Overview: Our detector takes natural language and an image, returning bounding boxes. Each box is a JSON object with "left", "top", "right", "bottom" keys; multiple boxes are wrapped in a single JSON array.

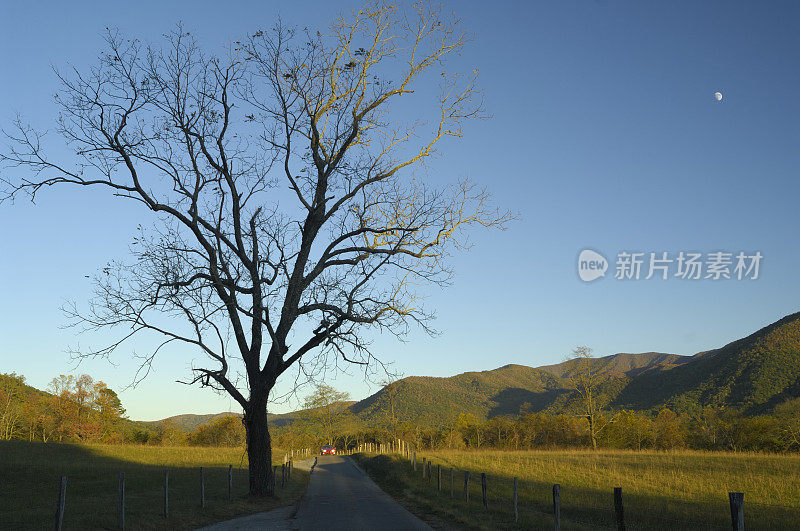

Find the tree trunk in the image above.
[{"left": 244, "top": 397, "right": 274, "bottom": 497}]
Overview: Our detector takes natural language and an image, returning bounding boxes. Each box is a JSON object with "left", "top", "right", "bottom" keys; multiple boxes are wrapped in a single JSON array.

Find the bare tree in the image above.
[
  {"left": 378, "top": 375, "right": 404, "bottom": 436},
  {"left": 1, "top": 2, "right": 510, "bottom": 495},
  {"left": 566, "top": 346, "right": 609, "bottom": 450}
]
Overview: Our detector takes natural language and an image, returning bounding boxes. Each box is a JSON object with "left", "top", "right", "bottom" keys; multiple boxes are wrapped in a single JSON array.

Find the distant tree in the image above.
[
  {"left": 775, "top": 398, "right": 800, "bottom": 450},
  {"left": 0, "top": 373, "right": 27, "bottom": 440},
  {"left": 486, "top": 416, "right": 514, "bottom": 448},
  {"left": 565, "top": 346, "right": 609, "bottom": 450},
  {"left": 43, "top": 374, "right": 126, "bottom": 442},
  {"left": 191, "top": 415, "right": 246, "bottom": 446},
  {"left": 300, "top": 384, "right": 350, "bottom": 446},
  {"left": 603, "top": 410, "right": 653, "bottom": 450},
  {"left": 95, "top": 386, "right": 126, "bottom": 423},
  {"left": 1, "top": 1, "right": 509, "bottom": 495},
  {"left": 689, "top": 405, "right": 729, "bottom": 449},
  {"left": 377, "top": 375, "right": 404, "bottom": 438},
  {"left": 47, "top": 375, "right": 80, "bottom": 442},
  {"left": 457, "top": 413, "right": 483, "bottom": 448},
  {"left": 150, "top": 419, "right": 187, "bottom": 446},
  {"left": 653, "top": 408, "right": 685, "bottom": 449},
  {"left": 443, "top": 422, "right": 467, "bottom": 449},
  {"left": 336, "top": 411, "right": 362, "bottom": 451}
]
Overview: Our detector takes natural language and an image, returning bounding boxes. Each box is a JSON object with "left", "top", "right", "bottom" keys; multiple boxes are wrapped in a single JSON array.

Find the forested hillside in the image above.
[
  {"left": 349, "top": 312, "right": 800, "bottom": 425},
  {"left": 614, "top": 311, "right": 800, "bottom": 413},
  {"left": 5, "top": 312, "right": 800, "bottom": 452}
]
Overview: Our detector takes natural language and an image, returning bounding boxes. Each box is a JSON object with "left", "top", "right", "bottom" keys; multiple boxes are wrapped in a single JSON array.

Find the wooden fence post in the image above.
[
  {"left": 614, "top": 487, "right": 625, "bottom": 531},
  {"left": 427, "top": 461, "right": 432, "bottom": 483},
  {"left": 200, "top": 467, "right": 206, "bottom": 508},
  {"left": 422, "top": 457, "right": 426, "bottom": 478},
  {"left": 450, "top": 468, "right": 454, "bottom": 498},
  {"left": 55, "top": 476, "right": 67, "bottom": 531},
  {"left": 481, "top": 473, "right": 488, "bottom": 509},
  {"left": 464, "top": 471, "right": 470, "bottom": 502},
  {"left": 437, "top": 465, "right": 441, "bottom": 491},
  {"left": 163, "top": 470, "right": 169, "bottom": 518},
  {"left": 513, "top": 477, "right": 518, "bottom": 523},
  {"left": 412, "top": 451, "right": 416, "bottom": 470},
  {"left": 281, "top": 464, "right": 286, "bottom": 488},
  {"left": 272, "top": 466, "right": 278, "bottom": 492},
  {"left": 118, "top": 472, "right": 125, "bottom": 530},
  {"left": 729, "top": 492, "right": 744, "bottom": 531},
  {"left": 228, "top": 465, "right": 233, "bottom": 500},
  {"left": 553, "top": 484, "right": 560, "bottom": 531}
]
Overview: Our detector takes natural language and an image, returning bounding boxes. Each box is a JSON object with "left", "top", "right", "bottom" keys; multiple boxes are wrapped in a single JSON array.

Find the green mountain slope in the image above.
[
  {"left": 145, "top": 401, "right": 357, "bottom": 431},
  {"left": 614, "top": 311, "right": 800, "bottom": 413},
  {"left": 351, "top": 364, "right": 566, "bottom": 426},
  {"left": 350, "top": 351, "right": 697, "bottom": 426},
  {"left": 143, "top": 412, "right": 242, "bottom": 431},
  {"left": 539, "top": 352, "right": 690, "bottom": 379},
  {"left": 133, "top": 311, "right": 800, "bottom": 427},
  {"left": 349, "top": 312, "right": 800, "bottom": 424}
]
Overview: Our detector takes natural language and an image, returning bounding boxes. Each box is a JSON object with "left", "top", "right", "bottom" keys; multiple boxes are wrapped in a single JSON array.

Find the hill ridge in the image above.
[{"left": 113, "top": 311, "right": 800, "bottom": 428}]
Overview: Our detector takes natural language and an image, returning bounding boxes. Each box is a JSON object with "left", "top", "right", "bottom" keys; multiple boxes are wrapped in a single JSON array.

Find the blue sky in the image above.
[{"left": 1, "top": 1, "right": 799, "bottom": 420}]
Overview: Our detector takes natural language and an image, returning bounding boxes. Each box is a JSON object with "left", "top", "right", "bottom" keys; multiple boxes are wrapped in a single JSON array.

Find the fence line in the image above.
[
  {"left": 350, "top": 442, "right": 763, "bottom": 530},
  {"left": 23, "top": 461, "right": 300, "bottom": 530}
]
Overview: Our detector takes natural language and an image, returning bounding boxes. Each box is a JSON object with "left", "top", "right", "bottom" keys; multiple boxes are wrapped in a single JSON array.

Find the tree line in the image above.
[
  {"left": 4, "top": 373, "right": 800, "bottom": 453},
  {"left": 0, "top": 373, "right": 126, "bottom": 442},
  {"left": 269, "top": 403, "right": 800, "bottom": 453},
  {"left": 270, "top": 379, "right": 800, "bottom": 453},
  {"left": 0, "top": 371, "right": 250, "bottom": 446}
]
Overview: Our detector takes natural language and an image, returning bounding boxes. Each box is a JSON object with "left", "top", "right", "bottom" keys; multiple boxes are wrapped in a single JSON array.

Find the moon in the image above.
[{"left": 714, "top": 91, "right": 723, "bottom": 102}]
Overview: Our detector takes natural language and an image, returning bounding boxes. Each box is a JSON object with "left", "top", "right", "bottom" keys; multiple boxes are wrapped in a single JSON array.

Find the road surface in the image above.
[{"left": 200, "top": 455, "right": 431, "bottom": 530}]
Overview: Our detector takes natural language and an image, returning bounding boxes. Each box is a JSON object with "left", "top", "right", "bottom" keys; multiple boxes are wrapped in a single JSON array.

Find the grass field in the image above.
[
  {"left": 0, "top": 441, "right": 308, "bottom": 530},
  {"left": 353, "top": 449, "right": 800, "bottom": 530}
]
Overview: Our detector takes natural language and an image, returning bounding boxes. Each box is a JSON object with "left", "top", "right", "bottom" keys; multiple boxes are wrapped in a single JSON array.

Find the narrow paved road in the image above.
[
  {"left": 199, "top": 455, "right": 431, "bottom": 531},
  {"left": 293, "top": 455, "right": 431, "bottom": 530}
]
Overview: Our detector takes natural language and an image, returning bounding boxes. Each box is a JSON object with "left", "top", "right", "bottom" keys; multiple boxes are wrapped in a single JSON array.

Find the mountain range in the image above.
[
  {"left": 12, "top": 311, "right": 800, "bottom": 431},
  {"left": 316, "top": 311, "right": 800, "bottom": 427}
]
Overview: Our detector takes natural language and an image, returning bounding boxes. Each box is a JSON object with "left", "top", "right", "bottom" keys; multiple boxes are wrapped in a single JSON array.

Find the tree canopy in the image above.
[{"left": 1, "top": 2, "right": 509, "bottom": 495}]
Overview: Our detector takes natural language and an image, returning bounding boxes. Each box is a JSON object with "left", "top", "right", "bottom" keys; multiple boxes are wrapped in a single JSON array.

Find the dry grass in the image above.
[
  {"left": 355, "top": 449, "right": 800, "bottom": 530},
  {"left": 0, "top": 441, "right": 308, "bottom": 530}
]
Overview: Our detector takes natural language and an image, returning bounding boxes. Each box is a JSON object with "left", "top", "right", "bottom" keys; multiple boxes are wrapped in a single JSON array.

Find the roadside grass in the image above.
[
  {"left": 353, "top": 449, "right": 800, "bottom": 530},
  {"left": 0, "top": 440, "right": 308, "bottom": 530}
]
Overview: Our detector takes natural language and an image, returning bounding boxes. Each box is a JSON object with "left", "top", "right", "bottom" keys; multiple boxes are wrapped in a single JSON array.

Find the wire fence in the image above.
[
  {"left": 0, "top": 459, "right": 298, "bottom": 530},
  {"left": 355, "top": 442, "right": 800, "bottom": 530}
]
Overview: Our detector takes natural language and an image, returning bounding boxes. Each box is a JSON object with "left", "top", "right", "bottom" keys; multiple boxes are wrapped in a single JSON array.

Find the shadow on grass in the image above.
[
  {"left": 0, "top": 440, "right": 308, "bottom": 531},
  {"left": 352, "top": 452, "right": 798, "bottom": 531}
]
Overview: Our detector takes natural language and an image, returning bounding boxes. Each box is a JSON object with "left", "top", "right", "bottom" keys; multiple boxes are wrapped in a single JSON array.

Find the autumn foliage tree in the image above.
[
  {"left": 190, "top": 415, "right": 245, "bottom": 446},
  {"left": 0, "top": 373, "right": 26, "bottom": 440},
  {"left": 1, "top": 2, "right": 508, "bottom": 496},
  {"left": 300, "top": 384, "right": 351, "bottom": 446},
  {"left": 46, "top": 374, "right": 126, "bottom": 441},
  {"left": 0, "top": 372, "right": 126, "bottom": 442}
]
